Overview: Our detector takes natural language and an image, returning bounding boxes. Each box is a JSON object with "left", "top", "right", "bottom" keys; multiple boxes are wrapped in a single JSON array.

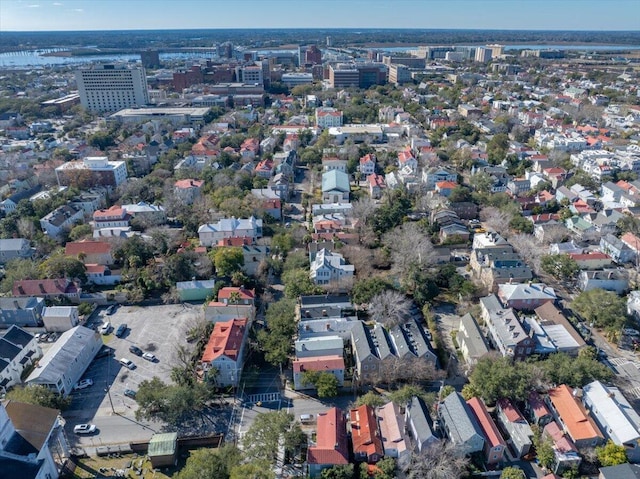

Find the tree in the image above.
[
  {"left": 87, "top": 131, "right": 115, "bottom": 150},
  {"left": 500, "top": 466, "right": 525, "bottom": 479},
  {"left": 351, "top": 277, "right": 393, "bottom": 305},
  {"left": 509, "top": 214, "right": 534, "bottom": 234},
  {"left": 355, "top": 391, "right": 387, "bottom": 408},
  {"left": 230, "top": 462, "right": 275, "bottom": 479},
  {"left": 368, "top": 290, "right": 412, "bottom": 329},
  {"left": 242, "top": 411, "right": 294, "bottom": 464},
  {"left": 213, "top": 247, "right": 245, "bottom": 277},
  {"left": 384, "top": 222, "right": 436, "bottom": 282},
  {"left": 0, "top": 259, "right": 41, "bottom": 293},
  {"left": 487, "top": 132, "right": 509, "bottom": 163},
  {"left": 448, "top": 186, "right": 472, "bottom": 203},
  {"left": 40, "top": 253, "right": 87, "bottom": 283},
  {"left": 596, "top": 440, "right": 629, "bottom": 467},
  {"left": 480, "top": 206, "right": 513, "bottom": 237},
  {"left": 540, "top": 352, "right": 612, "bottom": 388},
  {"left": 68, "top": 224, "right": 93, "bottom": 241},
  {"left": 540, "top": 254, "right": 579, "bottom": 280},
  {"left": 6, "top": 385, "right": 71, "bottom": 410},
  {"left": 257, "top": 298, "right": 297, "bottom": 366},
  {"left": 271, "top": 233, "right": 294, "bottom": 256},
  {"left": 407, "top": 441, "right": 469, "bottom": 479},
  {"left": 282, "top": 268, "right": 320, "bottom": 298},
  {"left": 535, "top": 437, "right": 556, "bottom": 470},
  {"left": 572, "top": 289, "right": 627, "bottom": 330},
  {"left": 176, "top": 445, "right": 242, "bottom": 479},
  {"left": 468, "top": 355, "right": 542, "bottom": 404},
  {"left": 321, "top": 464, "right": 354, "bottom": 479},
  {"left": 388, "top": 385, "right": 435, "bottom": 407},
  {"left": 301, "top": 371, "right": 339, "bottom": 398}
]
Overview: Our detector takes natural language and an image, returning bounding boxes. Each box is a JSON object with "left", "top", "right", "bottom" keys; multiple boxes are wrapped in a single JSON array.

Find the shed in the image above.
[{"left": 148, "top": 432, "right": 178, "bottom": 467}]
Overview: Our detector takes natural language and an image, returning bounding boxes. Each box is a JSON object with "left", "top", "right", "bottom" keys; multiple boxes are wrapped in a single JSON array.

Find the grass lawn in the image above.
[{"left": 66, "top": 455, "right": 175, "bottom": 479}]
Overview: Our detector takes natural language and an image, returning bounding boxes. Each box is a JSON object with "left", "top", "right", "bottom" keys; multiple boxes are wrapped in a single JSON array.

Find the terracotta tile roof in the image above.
[
  {"left": 307, "top": 407, "right": 349, "bottom": 466},
  {"left": 293, "top": 355, "right": 345, "bottom": 374},
  {"left": 547, "top": 385, "right": 603, "bottom": 442},
  {"left": 367, "top": 174, "right": 386, "bottom": 188},
  {"left": 217, "top": 287, "right": 255, "bottom": 302},
  {"left": 201, "top": 318, "right": 247, "bottom": 363},
  {"left": 360, "top": 154, "right": 375, "bottom": 164},
  {"left": 350, "top": 404, "right": 383, "bottom": 459},
  {"left": 93, "top": 205, "right": 127, "bottom": 220},
  {"left": 467, "top": 397, "right": 506, "bottom": 448},
  {"left": 65, "top": 240, "right": 111, "bottom": 256}
]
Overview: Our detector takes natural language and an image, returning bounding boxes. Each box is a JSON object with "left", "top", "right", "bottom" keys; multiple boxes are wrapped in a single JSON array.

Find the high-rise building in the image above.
[
  {"left": 474, "top": 47, "right": 493, "bottom": 63},
  {"left": 329, "top": 64, "right": 359, "bottom": 88},
  {"left": 75, "top": 64, "right": 149, "bottom": 112},
  {"left": 388, "top": 64, "right": 411, "bottom": 85},
  {"left": 235, "top": 64, "right": 264, "bottom": 86},
  {"left": 140, "top": 49, "right": 160, "bottom": 69},
  {"left": 305, "top": 45, "right": 322, "bottom": 66},
  {"left": 326, "top": 36, "right": 333, "bottom": 47},
  {"left": 488, "top": 44, "right": 505, "bottom": 57}
]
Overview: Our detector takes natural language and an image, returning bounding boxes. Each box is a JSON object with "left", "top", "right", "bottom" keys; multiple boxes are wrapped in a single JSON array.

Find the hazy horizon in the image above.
[{"left": 1, "top": 0, "right": 639, "bottom": 32}]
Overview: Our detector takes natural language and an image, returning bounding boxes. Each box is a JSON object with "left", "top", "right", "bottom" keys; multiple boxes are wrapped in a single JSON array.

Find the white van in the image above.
[
  {"left": 300, "top": 414, "right": 313, "bottom": 424},
  {"left": 99, "top": 322, "right": 111, "bottom": 335}
]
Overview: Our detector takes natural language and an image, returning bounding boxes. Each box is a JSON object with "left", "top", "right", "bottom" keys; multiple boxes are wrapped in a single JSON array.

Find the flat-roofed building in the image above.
[
  {"left": 76, "top": 63, "right": 149, "bottom": 112},
  {"left": 108, "top": 107, "right": 210, "bottom": 127},
  {"left": 56, "top": 156, "right": 127, "bottom": 188}
]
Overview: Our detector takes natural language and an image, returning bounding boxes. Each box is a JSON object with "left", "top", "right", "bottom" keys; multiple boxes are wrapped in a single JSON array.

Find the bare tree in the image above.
[
  {"left": 480, "top": 206, "right": 512, "bottom": 237},
  {"left": 384, "top": 222, "right": 436, "bottom": 276},
  {"left": 351, "top": 197, "right": 378, "bottom": 244},
  {"left": 368, "top": 357, "right": 444, "bottom": 388},
  {"left": 508, "top": 233, "right": 542, "bottom": 274},
  {"left": 368, "top": 290, "right": 412, "bottom": 329},
  {"left": 407, "top": 441, "right": 469, "bottom": 479}
]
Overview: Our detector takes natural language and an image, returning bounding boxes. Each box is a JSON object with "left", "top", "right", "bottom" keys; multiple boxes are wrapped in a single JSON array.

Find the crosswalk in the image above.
[
  {"left": 608, "top": 357, "right": 632, "bottom": 367},
  {"left": 625, "top": 387, "right": 640, "bottom": 400}
]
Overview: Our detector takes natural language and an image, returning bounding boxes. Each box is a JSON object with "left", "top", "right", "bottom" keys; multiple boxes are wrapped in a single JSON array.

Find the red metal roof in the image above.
[
  {"left": 350, "top": 404, "right": 383, "bottom": 460},
  {"left": 65, "top": 240, "right": 111, "bottom": 256},
  {"left": 467, "top": 397, "right": 506, "bottom": 448},
  {"left": 201, "top": 318, "right": 247, "bottom": 363},
  {"left": 174, "top": 179, "right": 204, "bottom": 189},
  {"left": 217, "top": 287, "right": 255, "bottom": 302},
  {"left": 497, "top": 398, "right": 525, "bottom": 423},
  {"left": 13, "top": 279, "right": 77, "bottom": 296},
  {"left": 293, "top": 355, "right": 345, "bottom": 374}
]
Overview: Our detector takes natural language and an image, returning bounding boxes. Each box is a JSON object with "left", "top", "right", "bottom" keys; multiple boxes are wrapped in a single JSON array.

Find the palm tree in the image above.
[{"left": 229, "top": 290, "right": 242, "bottom": 319}]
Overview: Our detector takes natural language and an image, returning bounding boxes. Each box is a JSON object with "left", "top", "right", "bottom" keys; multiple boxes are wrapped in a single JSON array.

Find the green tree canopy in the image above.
[
  {"left": 229, "top": 461, "right": 275, "bottom": 479},
  {"left": 320, "top": 464, "right": 354, "bottom": 479},
  {"left": 176, "top": 445, "right": 242, "bottom": 479},
  {"left": 500, "top": 466, "right": 525, "bottom": 479},
  {"left": 257, "top": 298, "right": 297, "bottom": 366},
  {"left": 540, "top": 352, "right": 612, "bottom": 388},
  {"left": 468, "top": 355, "right": 540, "bottom": 404},
  {"left": 6, "top": 385, "right": 70, "bottom": 410},
  {"left": 540, "top": 254, "right": 580, "bottom": 280},
  {"left": 572, "top": 288, "right": 627, "bottom": 330},
  {"left": 242, "top": 411, "right": 294, "bottom": 464},
  {"left": 282, "top": 268, "right": 320, "bottom": 298},
  {"left": 596, "top": 440, "right": 628, "bottom": 467},
  {"left": 355, "top": 391, "right": 386, "bottom": 408},
  {"left": 301, "top": 371, "right": 339, "bottom": 398},
  {"left": 212, "top": 247, "right": 245, "bottom": 277},
  {"left": 351, "top": 278, "right": 393, "bottom": 305}
]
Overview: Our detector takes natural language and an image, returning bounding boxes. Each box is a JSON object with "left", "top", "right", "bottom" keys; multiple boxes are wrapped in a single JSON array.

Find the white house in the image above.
[
  {"left": 200, "top": 318, "right": 249, "bottom": 387},
  {"left": 310, "top": 249, "right": 354, "bottom": 286},
  {"left": 26, "top": 325, "right": 102, "bottom": 396},
  {"left": 0, "top": 326, "right": 41, "bottom": 393},
  {"left": 198, "top": 216, "right": 263, "bottom": 247},
  {"left": 40, "top": 204, "right": 84, "bottom": 241},
  {"left": 42, "top": 306, "right": 80, "bottom": 332}
]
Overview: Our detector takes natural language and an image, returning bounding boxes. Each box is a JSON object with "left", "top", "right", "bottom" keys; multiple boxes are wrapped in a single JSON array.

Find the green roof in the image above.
[
  {"left": 148, "top": 432, "right": 178, "bottom": 457},
  {"left": 321, "top": 170, "right": 350, "bottom": 193}
]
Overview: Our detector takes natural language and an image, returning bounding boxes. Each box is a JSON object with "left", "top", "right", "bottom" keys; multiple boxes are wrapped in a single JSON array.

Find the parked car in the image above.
[
  {"left": 106, "top": 304, "right": 117, "bottom": 315},
  {"left": 47, "top": 332, "right": 58, "bottom": 342},
  {"left": 73, "top": 379, "right": 94, "bottom": 391},
  {"left": 73, "top": 424, "right": 96, "bottom": 435},
  {"left": 124, "top": 389, "right": 137, "bottom": 399},
  {"left": 99, "top": 322, "right": 111, "bottom": 335},
  {"left": 38, "top": 333, "right": 49, "bottom": 342},
  {"left": 129, "top": 345, "right": 143, "bottom": 356},
  {"left": 119, "top": 358, "right": 136, "bottom": 370},
  {"left": 95, "top": 346, "right": 114, "bottom": 359},
  {"left": 142, "top": 352, "right": 157, "bottom": 362},
  {"left": 115, "top": 323, "right": 127, "bottom": 338},
  {"left": 623, "top": 328, "right": 640, "bottom": 337}
]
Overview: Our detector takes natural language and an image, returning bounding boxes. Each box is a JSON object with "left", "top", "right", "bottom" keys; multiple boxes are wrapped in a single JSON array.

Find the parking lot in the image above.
[{"left": 68, "top": 303, "right": 202, "bottom": 421}]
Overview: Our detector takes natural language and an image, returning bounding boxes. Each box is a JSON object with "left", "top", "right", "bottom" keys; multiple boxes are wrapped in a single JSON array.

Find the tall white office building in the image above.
[{"left": 75, "top": 64, "right": 149, "bottom": 112}]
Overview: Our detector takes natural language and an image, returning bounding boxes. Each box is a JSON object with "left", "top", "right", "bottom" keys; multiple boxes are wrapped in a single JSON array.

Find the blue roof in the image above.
[{"left": 321, "top": 170, "right": 350, "bottom": 193}]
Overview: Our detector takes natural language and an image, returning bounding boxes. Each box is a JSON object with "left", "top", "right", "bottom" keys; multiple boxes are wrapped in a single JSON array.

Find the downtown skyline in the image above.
[{"left": 1, "top": 0, "right": 640, "bottom": 32}]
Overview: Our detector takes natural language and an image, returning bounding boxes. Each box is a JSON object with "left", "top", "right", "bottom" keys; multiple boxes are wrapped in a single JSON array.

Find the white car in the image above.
[
  {"left": 142, "top": 353, "right": 157, "bottom": 362},
  {"left": 99, "top": 322, "right": 111, "bottom": 335},
  {"left": 119, "top": 358, "right": 136, "bottom": 370},
  {"left": 73, "top": 423, "right": 96, "bottom": 434},
  {"left": 73, "top": 379, "right": 94, "bottom": 390}
]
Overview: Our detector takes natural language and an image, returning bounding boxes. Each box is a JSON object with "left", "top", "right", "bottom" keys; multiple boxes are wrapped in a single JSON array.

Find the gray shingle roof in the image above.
[{"left": 439, "top": 392, "right": 484, "bottom": 445}]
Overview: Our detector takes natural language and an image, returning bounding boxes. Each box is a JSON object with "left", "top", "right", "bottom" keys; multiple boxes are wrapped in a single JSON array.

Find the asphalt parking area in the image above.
[{"left": 69, "top": 303, "right": 202, "bottom": 419}]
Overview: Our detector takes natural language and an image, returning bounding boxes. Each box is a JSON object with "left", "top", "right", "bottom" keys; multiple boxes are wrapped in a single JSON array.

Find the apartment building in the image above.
[
  {"left": 75, "top": 63, "right": 149, "bottom": 112},
  {"left": 56, "top": 156, "right": 128, "bottom": 188}
]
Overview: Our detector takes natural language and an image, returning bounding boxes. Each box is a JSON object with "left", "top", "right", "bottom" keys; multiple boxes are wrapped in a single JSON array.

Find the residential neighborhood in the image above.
[{"left": 1, "top": 19, "right": 640, "bottom": 479}]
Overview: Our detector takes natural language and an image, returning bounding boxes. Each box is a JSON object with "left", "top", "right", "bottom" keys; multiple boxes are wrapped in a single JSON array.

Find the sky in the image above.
[{"left": 1, "top": 0, "right": 639, "bottom": 32}]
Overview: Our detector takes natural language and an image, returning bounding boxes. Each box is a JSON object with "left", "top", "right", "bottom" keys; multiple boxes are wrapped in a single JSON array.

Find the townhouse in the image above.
[
  {"left": 480, "top": 295, "right": 535, "bottom": 360},
  {"left": 200, "top": 318, "right": 249, "bottom": 387},
  {"left": 307, "top": 408, "right": 350, "bottom": 478},
  {"left": 467, "top": 397, "right": 508, "bottom": 464},
  {"left": 546, "top": 385, "right": 604, "bottom": 449},
  {"left": 438, "top": 392, "right": 485, "bottom": 457}
]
